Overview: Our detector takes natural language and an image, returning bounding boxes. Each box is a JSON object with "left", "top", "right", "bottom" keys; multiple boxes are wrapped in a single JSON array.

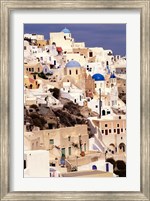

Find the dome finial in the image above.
[{"left": 61, "top": 27, "right": 71, "bottom": 34}]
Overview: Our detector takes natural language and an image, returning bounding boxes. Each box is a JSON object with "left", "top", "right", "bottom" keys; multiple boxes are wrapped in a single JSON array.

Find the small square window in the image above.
[{"left": 49, "top": 139, "right": 54, "bottom": 144}]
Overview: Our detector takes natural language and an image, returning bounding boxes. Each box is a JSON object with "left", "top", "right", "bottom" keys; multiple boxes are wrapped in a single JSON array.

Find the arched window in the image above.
[
  {"left": 92, "top": 165, "right": 97, "bottom": 170},
  {"left": 119, "top": 143, "right": 126, "bottom": 152}
]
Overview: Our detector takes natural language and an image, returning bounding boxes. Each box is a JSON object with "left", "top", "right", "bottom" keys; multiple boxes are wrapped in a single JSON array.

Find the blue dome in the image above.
[
  {"left": 110, "top": 73, "right": 116, "bottom": 79},
  {"left": 92, "top": 73, "right": 105, "bottom": 81},
  {"left": 61, "top": 27, "right": 71, "bottom": 34},
  {"left": 65, "top": 60, "right": 81, "bottom": 68}
]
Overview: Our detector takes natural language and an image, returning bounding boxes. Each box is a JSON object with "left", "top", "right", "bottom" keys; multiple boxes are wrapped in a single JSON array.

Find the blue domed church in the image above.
[
  {"left": 64, "top": 60, "right": 82, "bottom": 78},
  {"left": 62, "top": 59, "right": 95, "bottom": 96},
  {"left": 61, "top": 27, "right": 72, "bottom": 39},
  {"left": 92, "top": 73, "right": 106, "bottom": 94},
  {"left": 92, "top": 73, "right": 105, "bottom": 81},
  {"left": 61, "top": 27, "right": 71, "bottom": 34}
]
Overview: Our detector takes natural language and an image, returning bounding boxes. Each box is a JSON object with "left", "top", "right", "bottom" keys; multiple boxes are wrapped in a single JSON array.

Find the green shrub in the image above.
[{"left": 38, "top": 72, "right": 48, "bottom": 80}]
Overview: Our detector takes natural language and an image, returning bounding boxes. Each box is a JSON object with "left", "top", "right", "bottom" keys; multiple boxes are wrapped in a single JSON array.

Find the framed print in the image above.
[{"left": 0, "top": 0, "right": 150, "bottom": 200}]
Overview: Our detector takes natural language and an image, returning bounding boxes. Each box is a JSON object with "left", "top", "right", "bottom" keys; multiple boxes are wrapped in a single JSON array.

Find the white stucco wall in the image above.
[
  {"left": 24, "top": 150, "right": 49, "bottom": 177},
  {"left": 50, "top": 32, "right": 73, "bottom": 52},
  {"left": 78, "top": 160, "right": 113, "bottom": 173}
]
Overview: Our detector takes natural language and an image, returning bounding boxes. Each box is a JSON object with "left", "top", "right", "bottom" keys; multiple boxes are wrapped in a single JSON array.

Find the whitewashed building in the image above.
[
  {"left": 60, "top": 82, "right": 85, "bottom": 106},
  {"left": 24, "top": 150, "right": 49, "bottom": 177}
]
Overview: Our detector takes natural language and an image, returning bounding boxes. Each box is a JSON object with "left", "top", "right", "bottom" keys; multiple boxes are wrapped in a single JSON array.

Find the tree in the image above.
[
  {"left": 114, "top": 169, "right": 126, "bottom": 177},
  {"left": 114, "top": 160, "right": 126, "bottom": 177},
  {"left": 106, "top": 158, "right": 126, "bottom": 177},
  {"left": 115, "top": 160, "right": 126, "bottom": 170},
  {"left": 38, "top": 72, "right": 48, "bottom": 80},
  {"left": 46, "top": 72, "right": 53, "bottom": 76}
]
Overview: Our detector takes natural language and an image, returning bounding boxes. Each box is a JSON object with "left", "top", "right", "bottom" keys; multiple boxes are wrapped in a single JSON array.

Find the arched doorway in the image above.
[
  {"left": 92, "top": 165, "right": 97, "bottom": 170},
  {"left": 108, "top": 143, "right": 116, "bottom": 154},
  {"left": 119, "top": 143, "right": 126, "bottom": 152}
]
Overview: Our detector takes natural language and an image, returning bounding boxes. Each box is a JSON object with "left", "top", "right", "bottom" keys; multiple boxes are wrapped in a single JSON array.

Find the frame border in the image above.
[{"left": 0, "top": 0, "right": 150, "bottom": 200}]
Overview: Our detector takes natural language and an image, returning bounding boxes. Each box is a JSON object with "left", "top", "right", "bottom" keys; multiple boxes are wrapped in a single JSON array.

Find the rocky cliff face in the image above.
[
  {"left": 24, "top": 99, "right": 93, "bottom": 132},
  {"left": 118, "top": 92, "right": 126, "bottom": 104}
]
